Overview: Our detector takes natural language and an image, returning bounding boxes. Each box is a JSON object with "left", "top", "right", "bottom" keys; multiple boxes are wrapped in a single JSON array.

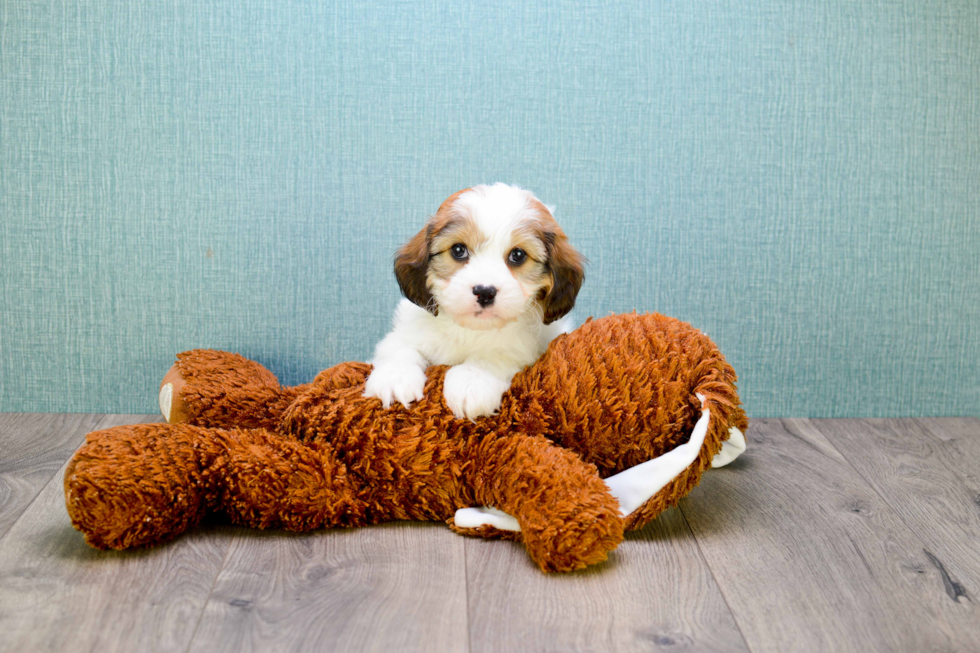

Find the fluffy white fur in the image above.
[
  {"left": 365, "top": 299, "right": 571, "bottom": 419},
  {"left": 364, "top": 183, "right": 581, "bottom": 420}
]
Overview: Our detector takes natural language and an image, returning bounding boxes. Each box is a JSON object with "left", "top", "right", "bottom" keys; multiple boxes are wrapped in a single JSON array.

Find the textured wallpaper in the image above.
[{"left": 2, "top": 0, "right": 978, "bottom": 417}]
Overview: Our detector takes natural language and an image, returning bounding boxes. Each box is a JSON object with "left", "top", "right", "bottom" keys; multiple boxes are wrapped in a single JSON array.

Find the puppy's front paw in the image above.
[
  {"left": 443, "top": 364, "right": 511, "bottom": 420},
  {"left": 364, "top": 364, "right": 426, "bottom": 409}
]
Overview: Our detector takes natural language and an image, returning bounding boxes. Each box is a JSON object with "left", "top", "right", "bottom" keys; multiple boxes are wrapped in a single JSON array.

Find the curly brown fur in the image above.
[{"left": 65, "top": 313, "right": 746, "bottom": 572}]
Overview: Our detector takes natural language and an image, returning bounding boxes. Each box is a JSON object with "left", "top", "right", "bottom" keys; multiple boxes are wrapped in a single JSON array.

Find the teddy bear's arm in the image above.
[
  {"left": 454, "top": 393, "right": 748, "bottom": 543},
  {"left": 462, "top": 434, "right": 624, "bottom": 572},
  {"left": 453, "top": 423, "right": 746, "bottom": 535}
]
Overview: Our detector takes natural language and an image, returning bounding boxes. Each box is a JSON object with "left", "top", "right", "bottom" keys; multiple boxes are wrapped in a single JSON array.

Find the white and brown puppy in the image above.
[{"left": 364, "top": 183, "right": 585, "bottom": 420}]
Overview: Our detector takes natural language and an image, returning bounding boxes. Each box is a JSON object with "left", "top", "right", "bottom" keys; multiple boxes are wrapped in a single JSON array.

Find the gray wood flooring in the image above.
[{"left": 1, "top": 414, "right": 978, "bottom": 653}]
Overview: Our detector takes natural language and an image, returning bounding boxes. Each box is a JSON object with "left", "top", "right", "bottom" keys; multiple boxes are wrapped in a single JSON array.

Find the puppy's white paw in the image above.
[
  {"left": 443, "top": 364, "right": 511, "bottom": 420},
  {"left": 364, "top": 364, "right": 426, "bottom": 408}
]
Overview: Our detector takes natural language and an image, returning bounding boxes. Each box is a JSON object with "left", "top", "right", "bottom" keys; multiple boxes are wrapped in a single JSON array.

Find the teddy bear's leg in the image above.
[
  {"left": 65, "top": 423, "right": 229, "bottom": 549},
  {"left": 66, "top": 423, "right": 368, "bottom": 550},
  {"left": 159, "top": 350, "right": 307, "bottom": 429},
  {"left": 217, "top": 428, "right": 366, "bottom": 531},
  {"left": 460, "top": 435, "right": 624, "bottom": 572}
]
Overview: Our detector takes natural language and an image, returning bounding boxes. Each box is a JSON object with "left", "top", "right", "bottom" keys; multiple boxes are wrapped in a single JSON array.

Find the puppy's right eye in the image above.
[{"left": 450, "top": 243, "right": 469, "bottom": 261}]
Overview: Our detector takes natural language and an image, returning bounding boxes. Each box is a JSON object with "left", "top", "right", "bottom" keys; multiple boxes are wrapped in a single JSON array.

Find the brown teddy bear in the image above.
[{"left": 64, "top": 313, "right": 747, "bottom": 572}]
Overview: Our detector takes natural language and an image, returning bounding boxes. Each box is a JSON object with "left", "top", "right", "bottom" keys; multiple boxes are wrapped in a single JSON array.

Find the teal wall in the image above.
[{"left": 2, "top": 1, "right": 978, "bottom": 417}]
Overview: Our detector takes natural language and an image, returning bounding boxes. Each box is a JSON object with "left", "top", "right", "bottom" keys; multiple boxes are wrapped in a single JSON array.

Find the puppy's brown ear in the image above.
[
  {"left": 541, "top": 230, "right": 585, "bottom": 324},
  {"left": 394, "top": 226, "right": 437, "bottom": 315}
]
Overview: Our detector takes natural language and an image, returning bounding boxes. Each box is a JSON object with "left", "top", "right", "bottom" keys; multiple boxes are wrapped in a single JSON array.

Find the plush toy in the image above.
[{"left": 64, "top": 313, "right": 747, "bottom": 572}]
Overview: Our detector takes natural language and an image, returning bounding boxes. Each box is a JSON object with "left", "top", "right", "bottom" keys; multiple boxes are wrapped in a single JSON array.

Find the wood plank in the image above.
[
  {"left": 679, "top": 418, "right": 980, "bottom": 653},
  {"left": 0, "top": 413, "right": 105, "bottom": 539},
  {"left": 187, "top": 522, "right": 469, "bottom": 653},
  {"left": 0, "top": 414, "right": 234, "bottom": 653},
  {"left": 915, "top": 417, "right": 980, "bottom": 445},
  {"left": 812, "top": 418, "right": 980, "bottom": 605},
  {"left": 915, "top": 417, "right": 980, "bottom": 492},
  {"left": 465, "top": 506, "right": 749, "bottom": 653}
]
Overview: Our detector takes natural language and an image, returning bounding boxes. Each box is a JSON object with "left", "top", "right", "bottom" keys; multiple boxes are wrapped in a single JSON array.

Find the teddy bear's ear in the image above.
[
  {"left": 394, "top": 225, "right": 438, "bottom": 315},
  {"left": 540, "top": 228, "right": 585, "bottom": 324}
]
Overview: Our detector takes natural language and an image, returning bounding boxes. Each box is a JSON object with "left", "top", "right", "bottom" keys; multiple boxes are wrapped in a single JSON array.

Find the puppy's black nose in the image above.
[{"left": 473, "top": 285, "right": 497, "bottom": 308}]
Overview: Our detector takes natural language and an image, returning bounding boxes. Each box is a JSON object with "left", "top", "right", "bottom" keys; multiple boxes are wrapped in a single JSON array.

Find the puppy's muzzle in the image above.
[{"left": 473, "top": 285, "right": 497, "bottom": 308}]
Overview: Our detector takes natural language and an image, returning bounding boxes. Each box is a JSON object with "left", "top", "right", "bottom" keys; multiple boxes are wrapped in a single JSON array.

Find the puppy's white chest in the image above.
[{"left": 417, "top": 312, "right": 548, "bottom": 370}]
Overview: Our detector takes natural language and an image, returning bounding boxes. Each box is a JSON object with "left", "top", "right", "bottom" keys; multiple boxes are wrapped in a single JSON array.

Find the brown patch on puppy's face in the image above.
[
  {"left": 426, "top": 216, "right": 485, "bottom": 285},
  {"left": 393, "top": 227, "right": 435, "bottom": 313},
  {"left": 394, "top": 189, "right": 472, "bottom": 315},
  {"left": 505, "top": 221, "right": 552, "bottom": 297},
  {"left": 526, "top": 199, "right": 585, "bottom": 324}
]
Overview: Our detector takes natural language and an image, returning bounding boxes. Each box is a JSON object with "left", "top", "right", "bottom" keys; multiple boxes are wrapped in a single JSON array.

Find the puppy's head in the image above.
[{"left": 394, "top": 183, "right": 584, "bottom": 330}]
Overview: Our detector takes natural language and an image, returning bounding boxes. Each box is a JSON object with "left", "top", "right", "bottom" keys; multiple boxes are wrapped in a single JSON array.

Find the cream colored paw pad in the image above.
[
  {"left": 159, "top": 383, "right": 173, "bottom": 423},
  {"left": 454, "top": 506, "right": 520, "bottom": 532}
]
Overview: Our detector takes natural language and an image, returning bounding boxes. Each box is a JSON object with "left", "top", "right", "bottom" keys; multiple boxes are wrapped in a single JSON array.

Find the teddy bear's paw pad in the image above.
[
  {"left": 159, "top": 383, "right": 173, "bottom": 423},
  {"left": 454, "top": 506, "right": 520, "bottom": 532},
  {"left": 711, "top": 426, "right": 747, "bottom": 468},
  {"left": 449, "top": 511, "right": 523, "bottom": 541}
]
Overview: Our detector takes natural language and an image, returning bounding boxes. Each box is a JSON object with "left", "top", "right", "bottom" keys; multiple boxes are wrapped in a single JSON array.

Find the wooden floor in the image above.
[{"left": 0, "top": 415, "right": 978, "bottom": 652}]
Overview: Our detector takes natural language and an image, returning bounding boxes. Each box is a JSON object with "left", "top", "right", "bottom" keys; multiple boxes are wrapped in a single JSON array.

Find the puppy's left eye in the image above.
[
  {"left": 450, "top": 243, "right": 469, "bottom": 261},
  {"left": 508, "top": 248, "right": 527, "bottom": 265}
]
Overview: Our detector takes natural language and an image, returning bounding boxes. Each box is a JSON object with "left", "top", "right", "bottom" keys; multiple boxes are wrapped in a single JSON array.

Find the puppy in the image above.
[{"left": 364, "top": 183, "right": 585, "bottom": 420}]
